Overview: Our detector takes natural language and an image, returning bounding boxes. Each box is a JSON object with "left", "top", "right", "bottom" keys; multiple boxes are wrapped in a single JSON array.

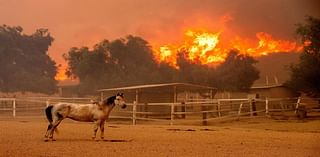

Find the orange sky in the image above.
[{"left": 1, "top": 0, "right": 319, "bottom": 80}]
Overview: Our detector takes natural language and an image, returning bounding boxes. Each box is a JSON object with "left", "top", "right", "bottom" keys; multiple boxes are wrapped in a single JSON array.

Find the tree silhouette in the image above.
[
  {"left": 214, "top": 50, "right": 260, "bottom": 91},
  {"left": 64, "top": 35, "right": 172, "bottom": 94},
  {"left": 0, "top": 25, "right": 57, "bottom": 94},
  {"left": 287, "top": 16, "right": 320, "bottom": 97},
  {"left": 64, "top": 36, "right": 261, "bottom": 94}
]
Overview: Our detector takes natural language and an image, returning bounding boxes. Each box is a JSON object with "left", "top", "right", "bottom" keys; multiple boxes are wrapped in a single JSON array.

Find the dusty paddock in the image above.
[{"left": 0, "top": 118, "right": 320, "bottom": 157}]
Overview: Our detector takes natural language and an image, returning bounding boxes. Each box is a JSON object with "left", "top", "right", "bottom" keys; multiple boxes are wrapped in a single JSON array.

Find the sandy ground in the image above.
[{"left": 0, "top": 118, "right": 320, "bottom": 157}]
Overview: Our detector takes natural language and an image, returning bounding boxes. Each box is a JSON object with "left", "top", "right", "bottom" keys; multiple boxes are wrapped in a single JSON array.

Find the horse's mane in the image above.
[
  {"left": 101, "top": 93, "right": 124, "bottom": 106},
  {"left": 103, "top": 95, "right": 116, "bottom": 106}
]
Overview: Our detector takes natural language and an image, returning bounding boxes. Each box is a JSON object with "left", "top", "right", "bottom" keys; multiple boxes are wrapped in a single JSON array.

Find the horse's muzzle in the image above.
[{"left": 121, "top": 104, "right": 127, "bottom": 109}]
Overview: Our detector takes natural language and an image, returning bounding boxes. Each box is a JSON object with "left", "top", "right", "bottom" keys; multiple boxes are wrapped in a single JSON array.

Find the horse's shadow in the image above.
[
  {"left": 45, "top": 138, "right": 133, "bottom": 142},
  {"left": 102, "top": 139, "right": 133, "bottom": 142}
]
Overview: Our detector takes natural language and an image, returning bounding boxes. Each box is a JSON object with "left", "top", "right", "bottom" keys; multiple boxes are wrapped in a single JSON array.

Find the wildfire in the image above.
[
  {"left": 154, "top": 29, "right": 303, "bottom": 67},
  {"left": 55, "top": 28, "right": 305, "bottom": 80},
  {"left": 55, "top": 65, "right": 68, "bottom": 81}
]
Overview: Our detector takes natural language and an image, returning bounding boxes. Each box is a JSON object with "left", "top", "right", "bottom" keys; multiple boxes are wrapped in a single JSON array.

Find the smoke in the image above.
[
  {"left": 0, "top": 0, "right": 319, "bottom": 81},
  {"left": 136, "top": 0, "right": 320, "bottom": 43},
  {"left": 2, "top": 0, "right": 318, "bottom": 41}
]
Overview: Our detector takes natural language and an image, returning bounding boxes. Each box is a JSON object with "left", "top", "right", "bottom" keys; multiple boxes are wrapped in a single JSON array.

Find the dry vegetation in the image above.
[{"left": 0, "top": 117, "right": 320, "bottom": 157}]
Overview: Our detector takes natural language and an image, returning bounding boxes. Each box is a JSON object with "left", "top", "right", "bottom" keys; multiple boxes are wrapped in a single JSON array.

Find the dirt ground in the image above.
[{"left": 0, "top": 117, "right": 320, "bottom": 157}]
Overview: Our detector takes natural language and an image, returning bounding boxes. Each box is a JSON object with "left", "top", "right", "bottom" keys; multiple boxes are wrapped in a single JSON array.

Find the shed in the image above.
[
  {"left": 97, "top": 83, "right": 217, "bottom": 123},
  {"left": 215, "top": 84, "right": 300, "bottom": 99},
  {"left": 97, "top": 82, "right": 217, "bottom": 103},
  {"left": 250, "top": 84, "right": 299, "bottom": 98}
]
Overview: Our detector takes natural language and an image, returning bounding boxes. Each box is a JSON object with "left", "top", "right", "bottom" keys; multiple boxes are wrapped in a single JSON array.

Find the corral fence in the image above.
[{"left": 0, "top": 97, "right": 319, "bottom": 125}]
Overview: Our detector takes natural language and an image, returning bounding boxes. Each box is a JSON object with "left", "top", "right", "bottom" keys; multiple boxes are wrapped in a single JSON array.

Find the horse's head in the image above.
[
  {"left": 114, "top": 93, "right": 127, "bottom": 109},
  {"left": 103, "top": 93, "right": 127, "bottom": 108}
]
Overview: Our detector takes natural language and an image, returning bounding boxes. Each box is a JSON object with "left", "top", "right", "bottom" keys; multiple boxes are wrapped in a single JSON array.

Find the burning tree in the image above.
[
  {"left": 214, "top": 50, "right": 259, "bottom": 91},
  {"left": 63, "top": 36, "right": 173, "bottom": 94},
  {"left": 287, "top": 16, "right": 320, "bottom": 97},
  {"left": 154, "top": 29, "right": 302, "bottom": 66},
  {"left": 64, "top": 35, "right": 261, "bottom": 94}
]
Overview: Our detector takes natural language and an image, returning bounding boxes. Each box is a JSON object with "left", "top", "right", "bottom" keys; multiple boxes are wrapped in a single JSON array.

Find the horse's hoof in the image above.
[
  {"left": 44, "top": 139, "right": 49, "bottom": 142},
  {"left": 49, "top": 137, "right": 56, "bottom": 141}
]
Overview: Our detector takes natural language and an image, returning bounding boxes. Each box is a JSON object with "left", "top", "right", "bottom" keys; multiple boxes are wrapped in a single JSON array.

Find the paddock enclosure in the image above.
[
  {"left": 2, "top": 83, "right": 320, "bottom": 123},
  {"left": 1, "top": 97, "right": 320, "bottom": 156},
  {"left": 1, "top": 83, "right": 320, "bottom": 156},
  {"left": 0, "top": 118, "right": 320, "bottom": 157}
]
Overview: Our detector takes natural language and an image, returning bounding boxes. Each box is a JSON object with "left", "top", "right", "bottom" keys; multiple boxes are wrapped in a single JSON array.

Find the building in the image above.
[
  {"left": 215, "top": 84, "right": 300, "bottom": 99},
  {"left": 97, "top": 83, "right": 217, "bottom": 123}
]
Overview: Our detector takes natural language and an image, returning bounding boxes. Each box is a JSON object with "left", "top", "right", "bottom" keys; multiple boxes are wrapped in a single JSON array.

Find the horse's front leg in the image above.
[
  {"left": 92, "top": 120, "right": 100, "bottom": 140},
  {"left": 100, "top": 120, "right": 105, "bottom": 140}
]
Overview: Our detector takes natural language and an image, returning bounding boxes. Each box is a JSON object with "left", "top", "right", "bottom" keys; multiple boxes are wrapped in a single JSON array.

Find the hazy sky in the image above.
[{"left": 1, "top": 0, "right": 319, "bottom": 66}]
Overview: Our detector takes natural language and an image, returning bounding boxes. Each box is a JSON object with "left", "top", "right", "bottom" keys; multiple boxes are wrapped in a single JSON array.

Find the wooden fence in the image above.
[{"left": 0, "top": 97, "right": 319, "bottom": 125}]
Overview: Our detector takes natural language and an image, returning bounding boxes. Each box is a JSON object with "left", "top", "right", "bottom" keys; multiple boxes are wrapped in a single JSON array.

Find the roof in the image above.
[
  {"left": 57, "top": 79, "right": 79, "bottom": 87},
  {"left": 251, "top": 84, "right": 284, "bottom": 89},
  {"left": 97, "top": 82, "right": 216, "bottom": 92}
]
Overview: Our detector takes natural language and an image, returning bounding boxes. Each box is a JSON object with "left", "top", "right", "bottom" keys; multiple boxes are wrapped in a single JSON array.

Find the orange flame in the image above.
[
  {"left": 55, "top": 29, "right": 305, "bottom": 80},
  {"left": 154, "top": 29, "right": 303, "bottom": 67},
  {"left": 55, "top": 65, "right": 68, "bottom": 81}
]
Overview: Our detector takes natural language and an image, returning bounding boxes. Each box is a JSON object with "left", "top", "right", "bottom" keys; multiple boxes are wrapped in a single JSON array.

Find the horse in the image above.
[{"left": 43, "top": 93, "right": 127, "bottom": 141}]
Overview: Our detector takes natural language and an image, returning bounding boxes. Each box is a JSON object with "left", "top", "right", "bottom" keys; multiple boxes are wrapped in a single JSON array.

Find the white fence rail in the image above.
[{"left": 1, "top": 97, "right": 319, "bottom": 125}]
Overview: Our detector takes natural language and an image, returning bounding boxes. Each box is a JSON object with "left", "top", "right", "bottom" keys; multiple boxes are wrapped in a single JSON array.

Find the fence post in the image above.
[
  {"left": 13, "top": 99, "right": 16, "bottom": 118},
  {"left": 170, "top": 103, "right": 174, "bottom": 125},
  {"left": 144, "top": 103, "right": 148, "bottom": 118},
  {"left": 181, "top": 102, "right": 186, "bottom": 119},
  {"left": 295, "top": 97, "right": 301, "bottom": 114},
  {"left": 202, "top": 105, "right": 208, "bottom": 126},
  {"left": 249, "top": 98, "right": 253, "bottom": 116},
  {"left": 217, "top": 100, "right": 221, "bottom": 117},
  {"left": 238, "top": 103, "right": 243, "bottom": 117},
  {"left": 132, "top": 101, "right": 137, "bottom": 125},
  {"left": 280, "top": 101, "right": 285, "bottom": 115},
  {"left": 265, "top": 98, "right": 269, "bottom": 116}
]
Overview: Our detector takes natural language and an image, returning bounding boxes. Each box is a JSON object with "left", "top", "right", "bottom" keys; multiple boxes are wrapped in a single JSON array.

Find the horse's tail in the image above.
[
  {"left": 45, "top": 105, "right": 59, "bottom": 134},
  {"left": 45, "top": 105, "right": 53, "bottom": 123}
]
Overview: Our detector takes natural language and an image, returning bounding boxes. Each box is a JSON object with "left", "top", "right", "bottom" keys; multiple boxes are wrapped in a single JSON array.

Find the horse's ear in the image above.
[{"left": 117, "top": 93, "right": 124, "bottom": 97}]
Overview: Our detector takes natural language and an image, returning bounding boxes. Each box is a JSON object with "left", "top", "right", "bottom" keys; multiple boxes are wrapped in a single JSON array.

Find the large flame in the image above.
[
  {"left": 56, "top": 28, "right": 304, "bottom": 80},
  {"left": 55, "top": 65, "right": 68, "bottom": 81},
  {"left": 154, "top": 29, "right": 303, "bottom": 67}
]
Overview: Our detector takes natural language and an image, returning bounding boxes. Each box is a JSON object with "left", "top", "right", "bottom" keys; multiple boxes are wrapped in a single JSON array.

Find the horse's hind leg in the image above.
[
  {"left": 44, "top": 123, "right": 53, "bottom": 141},
  {"left": 48, "top": 116, "right": 63, "bottom": 141}
]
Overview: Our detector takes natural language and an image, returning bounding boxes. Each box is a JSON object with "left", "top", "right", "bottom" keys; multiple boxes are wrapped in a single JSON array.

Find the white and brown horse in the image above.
[{"left": 44, "top": 93, "right": 126, "bottom": 141}]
